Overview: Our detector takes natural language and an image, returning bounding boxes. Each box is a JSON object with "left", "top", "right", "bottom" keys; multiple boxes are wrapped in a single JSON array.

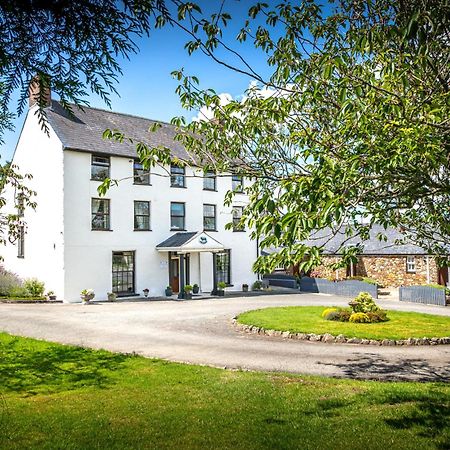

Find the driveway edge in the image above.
[{"left": 232, "top": 317, "right": 450, "bottom": 346}]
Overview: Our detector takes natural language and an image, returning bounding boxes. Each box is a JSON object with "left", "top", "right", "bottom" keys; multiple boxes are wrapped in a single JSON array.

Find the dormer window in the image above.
[
  {"left": 170, "top": 164, "right": 185, "bottom": 188},
  {"left": 91, "top": 155, "right": 110, "bottom": 181},
  {"left": 133, "top": 161, "right": 150, "bottom": 185}
]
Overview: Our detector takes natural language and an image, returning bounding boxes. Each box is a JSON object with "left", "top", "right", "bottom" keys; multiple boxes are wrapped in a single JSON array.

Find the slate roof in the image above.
[
  {"left": 46, "top": 100, "right": 194, "bottom": 161},
  {"left": 303, "top": 224, "right": 429, "bottom": 255},
  {"left": 156, "top": 232, "right": 198, "bottom": 249}
]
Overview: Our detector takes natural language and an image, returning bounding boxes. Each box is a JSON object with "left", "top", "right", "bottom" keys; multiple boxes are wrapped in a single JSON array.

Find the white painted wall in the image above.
[
  {"left": 2, "top": 106, "right": 65, "bottom": 297},
  {"left": 63, "top": 151, "right": 258, "bottom": 301}
]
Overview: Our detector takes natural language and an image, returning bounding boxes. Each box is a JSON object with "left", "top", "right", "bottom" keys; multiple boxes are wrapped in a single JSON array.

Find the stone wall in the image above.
[
  {"left": 310, "top": 256, "right": 346, "bottom": 280},
  {"left": 311, "top": 255, "right": 439, "bottom": 288}
]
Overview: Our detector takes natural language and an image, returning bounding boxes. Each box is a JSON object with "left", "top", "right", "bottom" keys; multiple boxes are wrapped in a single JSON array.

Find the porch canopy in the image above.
[
  {"left": 156, "top": 232, "right": 225, "bottom": 298},
  {"left": 156, "top": 231, "right": 224, "bottom": 253}
]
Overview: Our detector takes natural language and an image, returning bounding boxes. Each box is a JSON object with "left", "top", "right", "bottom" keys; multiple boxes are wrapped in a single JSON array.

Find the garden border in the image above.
[
  {"left": 232, "top": 318, "right": 450, "bottom": 346},
  {"left": 0, "top": 299, "right": 62, "bottom": 304}
]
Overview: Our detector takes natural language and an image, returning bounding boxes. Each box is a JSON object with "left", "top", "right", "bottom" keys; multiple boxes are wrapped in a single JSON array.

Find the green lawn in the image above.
[
  {"left": 237, "top": 306, "right": 450, "bottom": 341},
  {"left": 0, "top": 333, "right": 449, "bottom": 449}
]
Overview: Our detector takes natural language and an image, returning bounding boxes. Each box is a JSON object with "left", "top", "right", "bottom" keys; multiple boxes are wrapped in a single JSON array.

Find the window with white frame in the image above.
[
  {"left": 406, "top": 256, "right": 416, "bottom": 273},
  {"left": 134, "top": 201, "right": 151, "bottom": 230},
  {"left": 170, "top": 164, "right": 185, "bottom": 188},
  {"left": 91, "top": 155, "right": 110, "bottom": 181},
  {"left": 91, "top": 198, "right": 110, "bottom": 230},
  {"left": 203, "top": 204, "right": 216, "bottom": 231},
  {"left": 203, "top": 171, "right": 216, "bottom": 191},
  {"left": 170, "top": 202, "right": 185, "bottom": 230},
  {"left": 232, "top": 174, "right": 243, "bottom": 192},
  {"left": 232, "top": 206, "right": 244, "bottom": 231},
  {"left": 133, "top": 161, "right": 150, "bottom": 185}
]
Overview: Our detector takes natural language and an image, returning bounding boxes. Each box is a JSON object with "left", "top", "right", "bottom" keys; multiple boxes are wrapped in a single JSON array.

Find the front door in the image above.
[
  {"left": 170, "top": 258, "right": 180, "bottom": 293},
  {"left": 112, "top": 251, "right": 135, "bottom": 296}
]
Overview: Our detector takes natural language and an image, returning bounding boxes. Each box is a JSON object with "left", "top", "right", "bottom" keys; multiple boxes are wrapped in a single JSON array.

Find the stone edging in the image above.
[{"left": 232, "top": 318, "right": 450, "bottom": 346}]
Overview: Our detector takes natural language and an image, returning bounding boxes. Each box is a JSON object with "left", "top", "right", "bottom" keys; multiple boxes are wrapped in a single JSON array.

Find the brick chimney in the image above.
[{"left": 28, "top": 75, "right": 51, "bottom": 108}]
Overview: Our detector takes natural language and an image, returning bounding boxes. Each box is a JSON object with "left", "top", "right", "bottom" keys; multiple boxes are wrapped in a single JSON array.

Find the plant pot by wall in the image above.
[
  {"left": 165, "top": 288, "right": 173, "bottom": 297},
  {"left": 242, "top": 284, "right": 248, "bottom": 292},
  {"left": 193, "top": 285, "right": 199, "bottom": 294},
  {"left": 218, "top": 290, "right": 225, "bottom": 297},
  {"left": 184, "top": 293, "right": 192, "bottom": 300}
]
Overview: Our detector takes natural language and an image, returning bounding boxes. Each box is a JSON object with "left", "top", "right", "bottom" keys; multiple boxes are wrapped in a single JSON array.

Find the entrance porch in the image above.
[{"left": 156, "top": 231, "right": 225, "bottom": 299}]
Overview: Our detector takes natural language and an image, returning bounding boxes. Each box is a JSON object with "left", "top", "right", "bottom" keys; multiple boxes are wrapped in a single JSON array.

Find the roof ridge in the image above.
[{"left": 50, "top": 99, "right": 176, "bottom": 127}]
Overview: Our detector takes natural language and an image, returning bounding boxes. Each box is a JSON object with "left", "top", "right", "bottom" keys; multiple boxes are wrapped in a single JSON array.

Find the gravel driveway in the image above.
[{"left": 1, "top": 293, "right": 449, "bottom": 381}]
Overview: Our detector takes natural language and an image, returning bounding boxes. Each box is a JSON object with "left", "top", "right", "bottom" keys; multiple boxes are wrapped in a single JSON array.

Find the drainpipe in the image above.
[{"left": 426, "top": 256, "right": 430, "bottom": 284}]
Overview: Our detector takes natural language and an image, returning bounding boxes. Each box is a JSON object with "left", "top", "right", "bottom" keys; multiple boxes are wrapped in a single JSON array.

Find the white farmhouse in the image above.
[{"left": 3, "top": 89, "right": 258, "bottom": 302}]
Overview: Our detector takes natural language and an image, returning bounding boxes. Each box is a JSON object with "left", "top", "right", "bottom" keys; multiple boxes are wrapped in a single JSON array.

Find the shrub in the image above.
[
  {"left": 366, "top": 310, "right": 388, "bottom": 323},
  {"left": 336, "top": 310, "right": 351, "bottom": 322},
  {"left": 24, "top": 278, "right": 45, "bottom": 297},
  {"left": 349, "top": 312, "right": 371, "bottom": 323},
  {"left": 349, "top": 292, "right": 380, "bottom": 313},
  {"left": 252, "top": 280, "right": 263, "bottom": 290},
  {"left": 7, "top": 286, "right": 31, "bottom": 298},
  {"left": 324, "top": 310, "right": 341, "bottom": 321},
  {"left": 322, "top": 308, "right": 353, "bottom": 322},
  {"left": 321, "top": 307, "right": 338, "bottom": 318},
  {"left": 218, "top": 281, "right": 227, "bottom": 290},
  {"left": 0, "top": 267, "right": 22, "bottom": 296}
]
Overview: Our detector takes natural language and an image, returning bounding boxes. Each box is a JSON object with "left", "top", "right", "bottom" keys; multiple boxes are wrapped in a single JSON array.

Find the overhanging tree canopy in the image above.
[{"left": 129, "top": 0, "right": 449, "bottom": 273}]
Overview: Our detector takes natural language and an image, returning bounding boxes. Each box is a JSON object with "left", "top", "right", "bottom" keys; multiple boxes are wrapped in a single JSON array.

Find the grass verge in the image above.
[
  {"left": 237, "top": 306, "right": 450, "bottom": 341},
  {"left": 0, "top": 332, "right": 449, "bottom": 449}
]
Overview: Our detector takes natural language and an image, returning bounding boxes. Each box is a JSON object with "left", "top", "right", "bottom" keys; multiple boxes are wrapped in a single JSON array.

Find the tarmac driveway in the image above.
[{"left": 1, "top": 293, "right": 449, "bottom": 381}]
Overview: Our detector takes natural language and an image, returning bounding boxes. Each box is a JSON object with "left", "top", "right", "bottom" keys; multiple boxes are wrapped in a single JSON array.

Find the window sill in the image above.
[
  {"left": 171, "top": 228, "right": 187, "bottom": 232},
  {"left": 170, "top": 185, "right": 187, "bottom": 189},
  {"left": 17, "top": 256, "right": 24, "bottom": 259},
  {"left": 90, "top": 178, "right": 108, "bottom": 182},
  {"left": 204, "top": 229, "right": 217, "bottom": 232},
  {"left": 133, "top": 183, "right": 152, "bottom": 186},
  {"left": 232, "top": 230, "right": 246, "bottom": 233},
  {"left": 203, "top": 188, "right": 217, "bottom": 192},
  {"left": 91, "top": 229, "right": 113, "bottom": 232},
  {"left": 134, "top": 229, "right": 152, "bottom": 232}
]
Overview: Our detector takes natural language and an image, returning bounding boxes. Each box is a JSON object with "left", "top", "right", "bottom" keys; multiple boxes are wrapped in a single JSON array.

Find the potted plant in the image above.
[
  {"left": 107, "top": 292, "right": 117, "bottom": 302},
  {"left": 165, "top": 286, "right": 173, "bottom": 297},
  {"left": 80, "top": 288, "right": 95, "bottom": 304},
  {"left": 193, "top": 283, "right": 199, "bottom": 294},
  {"left": 242, "top": 283, "right": 248, "bottom": 292},
  {"left": 252, "top": 280, "right": 263, "bottom": 291},
  {"left": 217, "top": 281, "right": 227, "bottom": 296},
  {"left": 184, "top": 285, "right": 193, "bottom": 300},
  {"left": 46, "top": 290, "right": 57, "bottom": 301},
  {"left": 143, "top": 288, "right": 149, "bottom": 298}
]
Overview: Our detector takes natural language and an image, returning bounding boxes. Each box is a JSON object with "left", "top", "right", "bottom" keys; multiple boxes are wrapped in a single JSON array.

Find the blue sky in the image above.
[{"left": 1, "top": 0, "right": 278, "bottom": 162}]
